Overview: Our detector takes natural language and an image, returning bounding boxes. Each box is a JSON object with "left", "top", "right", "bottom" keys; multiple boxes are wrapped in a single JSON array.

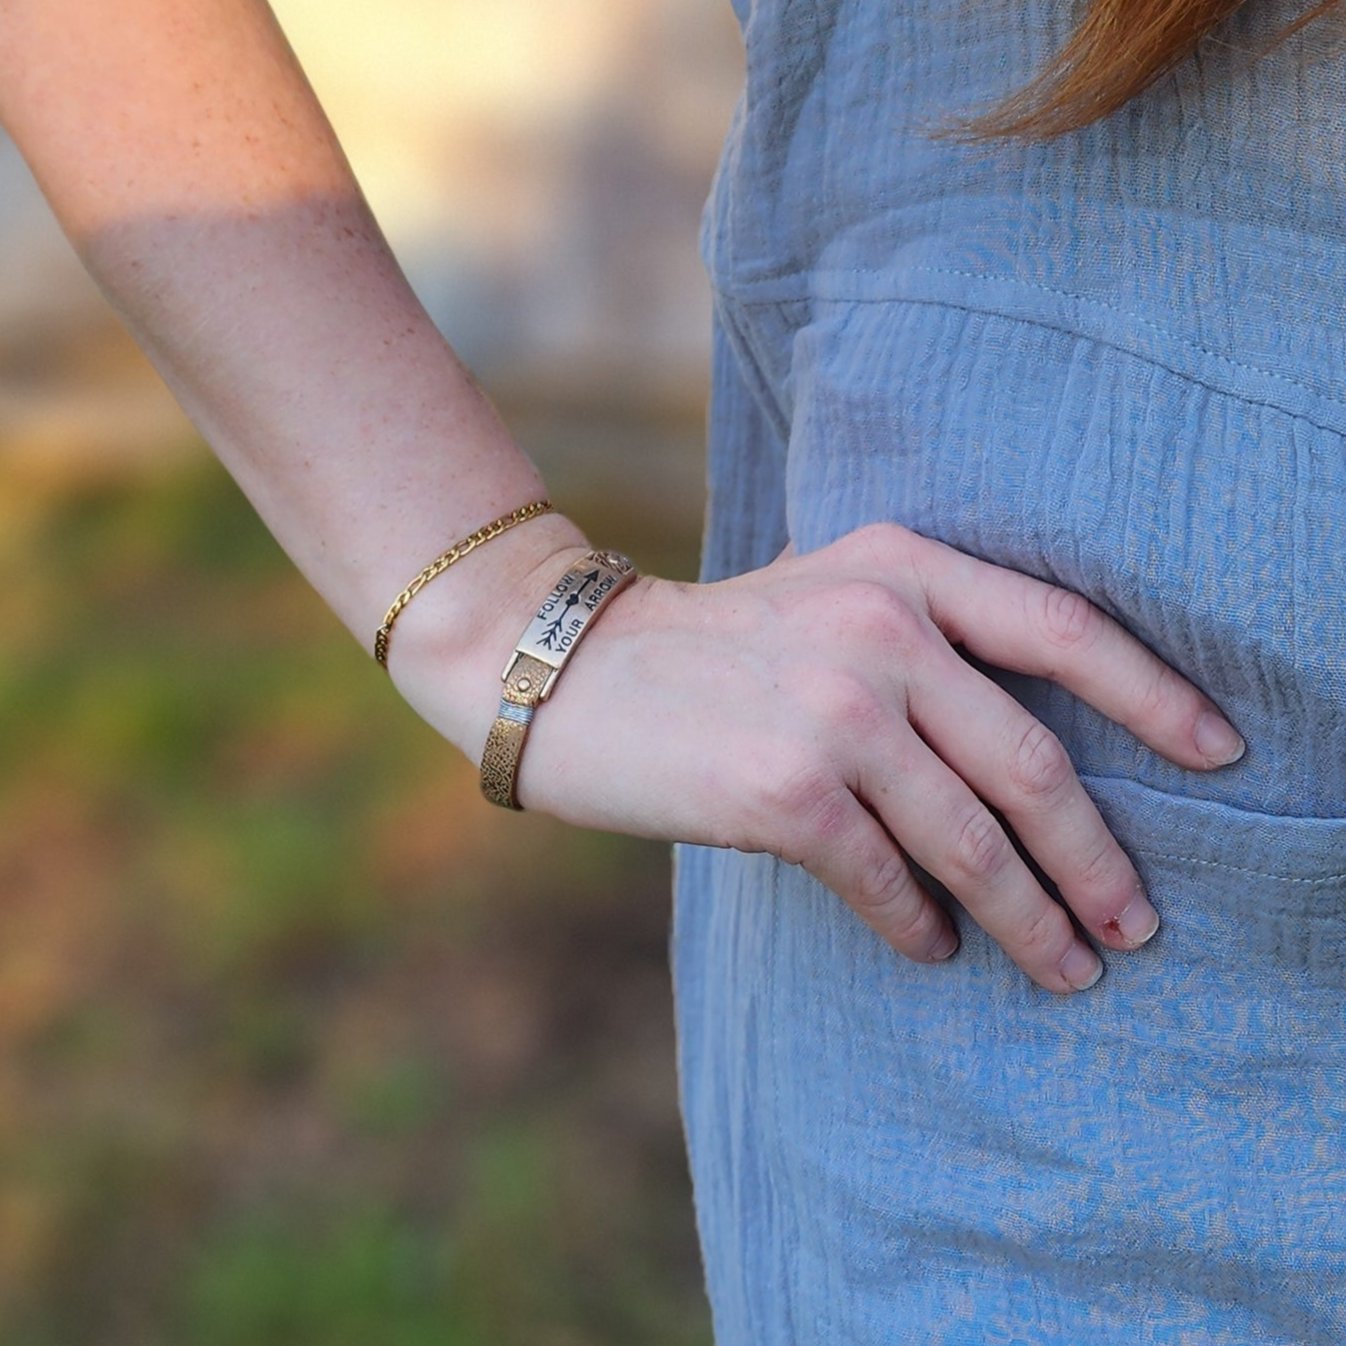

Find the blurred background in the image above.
[{"left": 0, "top": 4, "right": 742, "bottom": 1342}]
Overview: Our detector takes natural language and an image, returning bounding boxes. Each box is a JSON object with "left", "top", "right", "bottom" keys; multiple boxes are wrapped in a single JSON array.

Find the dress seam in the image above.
[
  {"left": 708, "top": 264, "right": 1346, "bottom": 436},
  {"left": 1129, "top": 847, "right": 1346, "bottom": 884}
]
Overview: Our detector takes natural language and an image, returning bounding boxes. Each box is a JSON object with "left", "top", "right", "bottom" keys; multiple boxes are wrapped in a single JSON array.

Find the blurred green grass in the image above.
[{"left": 0, "top": 418, "right": 710, "bottom": 1346}]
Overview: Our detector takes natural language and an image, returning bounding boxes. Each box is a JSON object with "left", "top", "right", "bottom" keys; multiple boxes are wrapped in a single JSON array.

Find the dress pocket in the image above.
[{"left": 1076, "top": 775, "right": 1346, "bottom": 1055}]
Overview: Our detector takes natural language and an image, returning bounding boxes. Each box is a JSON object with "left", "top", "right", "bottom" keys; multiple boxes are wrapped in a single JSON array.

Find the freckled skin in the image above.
[{"left": 0, "top": 0, "right": 588, "bottom": 683}]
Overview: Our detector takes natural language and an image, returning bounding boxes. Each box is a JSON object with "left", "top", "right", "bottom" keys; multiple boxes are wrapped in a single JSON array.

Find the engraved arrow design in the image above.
[{"left": 538, "top": 571, "right": 600, "bottom": 650}]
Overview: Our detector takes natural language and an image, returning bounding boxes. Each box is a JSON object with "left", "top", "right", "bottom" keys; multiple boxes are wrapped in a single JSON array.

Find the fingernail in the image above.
[
  {"left": 1195, "top": 711, "right": 1246, "bottom": 766},
  {"left": 929, "top": 929, "right": 959, "bottom": 961},
  {"left": 1110, "top": 885, "right": 1160, "bottom": 947},
  {"left": 1059, "top": 941, "right": 1103, "bottom": 991}
]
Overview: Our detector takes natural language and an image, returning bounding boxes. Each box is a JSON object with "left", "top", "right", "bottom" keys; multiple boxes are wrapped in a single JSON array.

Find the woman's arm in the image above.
[
  {"left": 0, "top": 0, "right": 1248, "bottom": 994},
  {"left": 0, "top": 0, "right": 590, "bottom": 750}
]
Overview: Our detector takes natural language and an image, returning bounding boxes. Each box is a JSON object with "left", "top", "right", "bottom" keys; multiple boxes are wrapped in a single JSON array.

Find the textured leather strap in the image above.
[{"left": 479, "top": 653, "right": 552, "bottom": 810}]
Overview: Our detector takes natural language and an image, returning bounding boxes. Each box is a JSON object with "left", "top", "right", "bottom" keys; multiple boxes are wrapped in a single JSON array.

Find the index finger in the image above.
[{"left": 911, "top": 534, "right": 1247, "bottom": 772}]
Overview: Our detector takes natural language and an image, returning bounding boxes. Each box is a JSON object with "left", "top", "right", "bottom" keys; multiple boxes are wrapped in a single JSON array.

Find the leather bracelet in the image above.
[{"left": 480, "top": 548, "right": 637, "bottom": 810}]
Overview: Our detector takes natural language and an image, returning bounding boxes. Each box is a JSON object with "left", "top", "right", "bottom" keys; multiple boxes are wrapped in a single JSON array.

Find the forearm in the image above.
[{"left": 0, "top": 0, "right": 587, "bottom": 692}]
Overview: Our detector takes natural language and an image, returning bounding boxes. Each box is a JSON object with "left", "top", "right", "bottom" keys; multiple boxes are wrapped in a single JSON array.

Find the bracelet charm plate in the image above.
[{"left": 501, "top": 549, "right": 637, "bottom": 696}]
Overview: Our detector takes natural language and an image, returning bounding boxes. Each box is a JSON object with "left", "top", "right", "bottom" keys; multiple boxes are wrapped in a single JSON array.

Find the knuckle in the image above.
[
  {"left": 810, "top": 667, "right": 888, "bottom": 737},
  {"left": 1006, "top": 721, "right": 1073, "bottom": 799},
  {"left": 1011, "top": 900, "right": 1074, "bottom": 963},
  {"left": 850, "top": 851, "right": 917, "bottom": 923},
  {"left": 1038, "top": 585, "right": 1103, "bottom": 653},
  {"left": 758, "top": 755, "right": 849, "bottom": 846},
  {"left": 797, "top": 784, "right": 856, "bottom": 853},
  {"left": 1133, "top": 659, "right": 1184, "bottom": 722},
  {"left": 950, "top": 807, "right": 1012, "bottom": 883},
  {"left": 1073, "top": 834, "right": 1124, "bottom": 891},
  {"left": 841, "top": 519, "right": 916, "bottom": 563},
  {"left": 837, "top": 580, "right": 927, "bottom": 652}
]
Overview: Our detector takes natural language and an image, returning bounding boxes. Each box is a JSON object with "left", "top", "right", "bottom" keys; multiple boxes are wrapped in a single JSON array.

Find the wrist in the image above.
[{"left": 381, "top": 511, "right": 593, "bottom": 759}]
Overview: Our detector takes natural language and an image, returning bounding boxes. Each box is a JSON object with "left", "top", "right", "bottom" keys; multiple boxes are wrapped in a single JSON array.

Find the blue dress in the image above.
[{"left": 671, "top": 0, "right": 1346, "bottom": 1340}]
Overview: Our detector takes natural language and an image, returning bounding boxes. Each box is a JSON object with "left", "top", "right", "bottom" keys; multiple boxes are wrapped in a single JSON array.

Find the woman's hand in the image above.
[{"left": 398, "top": 521, "right": 1246, "bottom": 995}]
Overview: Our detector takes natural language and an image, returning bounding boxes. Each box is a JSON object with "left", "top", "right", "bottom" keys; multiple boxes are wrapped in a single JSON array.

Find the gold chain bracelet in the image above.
[{"left": 372, "top": 499, "right": 554, "bottom": 668}]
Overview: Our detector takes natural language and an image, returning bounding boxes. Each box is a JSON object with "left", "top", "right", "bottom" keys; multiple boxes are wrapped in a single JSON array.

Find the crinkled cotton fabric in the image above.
[{"left": 671, "top": 2, "right": 1346, "bottom": 1342}]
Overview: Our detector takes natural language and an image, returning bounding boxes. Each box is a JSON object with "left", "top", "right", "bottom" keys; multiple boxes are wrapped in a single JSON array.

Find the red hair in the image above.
[{"left": 941, "top": 0, "right": 1343, "bottom": 141}]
